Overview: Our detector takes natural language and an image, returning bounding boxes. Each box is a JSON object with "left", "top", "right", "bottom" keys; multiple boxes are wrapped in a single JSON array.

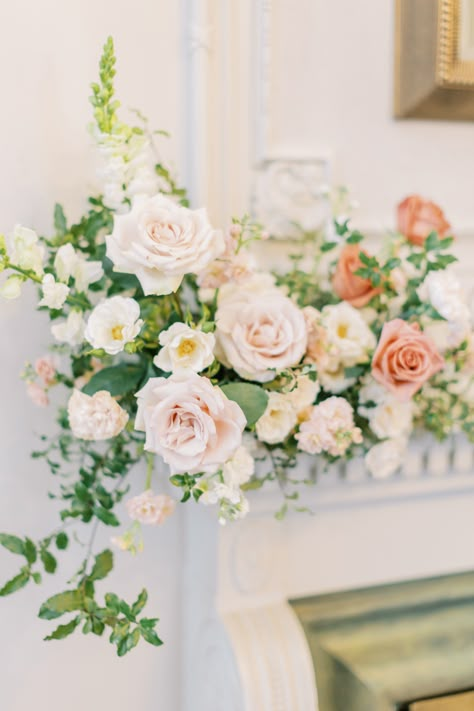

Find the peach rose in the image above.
[
  {"left": 333, "top": 245, "right": 382, "bottom": 308},
  {"left": 372, "top": 319, "right": 445, "bottom": 400},
  {"left": 397, "top": 195, "right": 451, "bottom": 247},
  {"left": 135, "top": 373, "right": 246, "bottom": 475}
]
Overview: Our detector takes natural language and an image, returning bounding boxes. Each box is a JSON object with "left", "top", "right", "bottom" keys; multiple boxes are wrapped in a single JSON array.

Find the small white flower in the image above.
[
  {"left": 51, "top": 310, "right": 85, "bottom": 347},
  {"left": 365, "top": 438, "right": 408, "bottom": 479},
  {"left": 318, "top": 363, "right": 357, "bottom": 394},
  {"left": 286, "top": 375, "right": 320, "bottom": 413},
  {"left": 255, "top": 392, "right": 298, "bottom": 444},
  {"left": 54, "top": 244, "right": 77, "bottom": 282},
  {"left": 126, "top": 490, "right": 175, "bottom": 525},
  {"left": 85, "top": 296, "right": 143, "bottom": 355},
  {"left": 39, "top": 274, "right": 69, "bottom": 309},
  {"left": 11, "top": 225, "right": 44, "bottom": 275},
  {"left": 154, "top": 322, "right": 215, "bottom": 374},
  {"left": 67, "top": 389, "right": 129, "bottom": 440},
  {"left": 222, "top": 446, "right": 255, "bottom": 488},
  {"left": 359, "top": 376, "right": 413, "bottom": 440},
  {"left": 419, "top": 271, "right": 471, "bottom": 350},
  {"left": 322, "top": 301, "right": 376, "bottom": 368},
  {"left": 74, "top": 258, "right": 104, "bottom": 292},
  {"left": 0, "top": 275, "right": 23, "bottom": 300}
]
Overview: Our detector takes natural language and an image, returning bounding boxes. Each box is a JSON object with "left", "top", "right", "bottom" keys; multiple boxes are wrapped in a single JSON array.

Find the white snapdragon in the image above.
[
  {"left": 39, "top": 274, "right": 69, "bottom": 310},
  {"left": 11, "top": 225, "right": 44, "bottom": 276},
  {"left": 154, "top": 322, "right": 215, "bottom": 374},
  {"left": 51, "top": 310, "right": 85, "bottom": 347},
  {"left": 84, "top": 296, "right": 143, "bottom": 355},
  {"left": 54, "top": 244, "right": 104, "bottom": 292}
]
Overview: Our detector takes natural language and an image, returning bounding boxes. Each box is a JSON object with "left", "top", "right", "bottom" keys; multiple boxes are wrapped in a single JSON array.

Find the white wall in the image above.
[{"left": 0, "top": 2, "right": 186, "bottom": 710}]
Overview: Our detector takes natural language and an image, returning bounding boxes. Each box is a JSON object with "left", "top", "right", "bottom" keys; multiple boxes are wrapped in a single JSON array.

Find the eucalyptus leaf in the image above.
[
  {"left": 82, "top": 363, "right": 146, "bottom": 397},
  {"left": 221, "top": 383, "right": 268, "bottom": 426}
]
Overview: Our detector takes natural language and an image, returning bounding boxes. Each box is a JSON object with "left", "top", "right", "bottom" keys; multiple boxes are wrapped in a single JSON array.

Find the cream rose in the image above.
[
  {"left": 67, "top": 389, "right": 129, "bottom": 440},
  {"left": 215, "top": 289, "right": 307, "bottom": 382},
  {"left": 154, "top": 322, "right": 215, "bottom": 374},
  {"left": 135, "top": 373, "right": 246, "bottom": 475},
  {"left": 85, "top": 296, "right": 143, "bottom": 355},
  {"left": 106, "top": 194, "right": 225, "bottom": 295},
  {"left": 125, "top": 490, "right": 175, "bottom": 525}
]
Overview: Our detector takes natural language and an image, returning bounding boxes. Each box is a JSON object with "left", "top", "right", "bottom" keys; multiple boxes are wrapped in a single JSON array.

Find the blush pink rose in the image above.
[
  {"left": 397, "top": 195, "right": 451, "bottom": 247},
  {"left": 34, "top": 355, "right": 58, "bottom": 386},
  {"left": 126, "top": 490, "right": 175, "bottom": 525},
  {"left": 332, "top": 245, "right": 382, "bottom": 308},
  {"left": 135, "top": 373, "right": 246, "bottom": 475},
  {"left": 371, "top": 319, "right": 445, "bottom": 400},
  {"left": 26, "top": 382, "right": 49, "bottom": 407}
]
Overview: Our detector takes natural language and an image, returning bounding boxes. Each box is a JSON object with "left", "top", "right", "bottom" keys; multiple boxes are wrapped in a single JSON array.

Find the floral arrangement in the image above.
[{"left": 0, "top": 38, "right": 472, "bottom": 656}]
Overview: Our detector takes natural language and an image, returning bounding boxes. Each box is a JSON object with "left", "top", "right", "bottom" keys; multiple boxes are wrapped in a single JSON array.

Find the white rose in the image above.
[
  {"left": 106, "top": 194, "right": 225, "bottom": 296},
  {"left": 85, "top": 296, "right": 143, "bottom": 355},
  {"left": 0, "top": 275, "right": 23, "bottom": 300},
  {"left": 68, "top": 389, "right": 129, "bottom": 440},
  {"left": 419, "top": 271, "right": 471, "bottom": 349},
  {"left": 54, "top": 244, "right": 104, "bottom": 292},
  {"left": 215, "top": 289, "right": 307, "bottom": 382},
  {"left": 365, "top": 438, "right": 408, "bottom": 479},
  {"left": 135, "top": 373, "right": 246, "bottom": 475},
  {"left": 222, "top": 446, "right": 255, "bottom": 488},
  {"left": 154, "top": 322, "right": 215, "bottom": 374},
  {"left": 11, "top": 225, "right": 44, "bottom": 275},
  {"left": 322, "top": 301, "right": 376, "bottom": 367},
  {"left": 255, "top": 392, "right": 298, "bottom": 444},
  {"left": 51, "top": 310, "right": 85, "bottom": 347},
  {"left": 39, "top": 274, "right": 70, "bottom": 309}
]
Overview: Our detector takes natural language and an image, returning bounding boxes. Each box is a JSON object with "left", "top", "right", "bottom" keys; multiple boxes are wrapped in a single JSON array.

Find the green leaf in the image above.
[
  {"left": 55, "top": 532, "right": 69, "bottom": 550},
  {"left": 346, "top": 231, "right": 364, "bottom": 244},
  {"left": 320, "top": 241, "right": 338, "bottom": 252},
  {"left": 221, "top": 383, "right": 269, "bottom": 426},
  {"left": 344, "top": 365, "right": 366, "bottom": 379},
  {"left": 54, "top": 203, "right": 68, "bottom": 235},
  {"left": 0, "top": 533, "right": 25, "bottom": 556},
  {"left": 0, "top": 570, "right": 30, "bottom": 596},
  {"left": 424, "top": 231, "right": 439, "bottom": 251},
  {"left": 82, "top": 363, "right": 146, "bottom": 397},
  {"left": 93, "top": 507, "right": 120, "bottom": 527},
  {"left": 24, "top": 538, "right": 37, "bottom": 564},
  {"left": 117, "top": 628, "right": 141, "bottom": 657},
  {"left": 140, "top": 627, "right": 163, "bottom": 647},
  {"left": 131, "top": 589, "right": 148, "bottom": 617},
  {"left": 44, "top": 616, "right": 80, "bottom": 641},
  {"left": 90, "top": 549, "right": 113, "bottom": 581},
  {"left": 39, "top": 589, "right": 84, "bottom": 620},
  {"left": 40, "top": 549, "right": 57, "bottom": 574}
]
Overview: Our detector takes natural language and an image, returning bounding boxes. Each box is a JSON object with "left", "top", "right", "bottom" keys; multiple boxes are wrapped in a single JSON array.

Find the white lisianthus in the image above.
[
  {"left": 39, "top": 274, "right": 70, "bottom": 309},
  {"left": 322, "top": 302, "right": 376, "bottom": 367},
  {"left": 11, "top": 225, "right": 44, "bottom": 275},
  {"left": 255, "top": 392, "right": 298, "bottom": 444},
  {"left": 54, "top": 244, "right": 104, "bottom": 292},
  {"left": 0, "top": 275, "right": 24, "bottom": 300},
  {"left": 51, "top": 310, "right": 85, "bottom": 347},
  {"left": 365, "top": 438, "right": 408, "bottom": 479},
  {"left": 85, "top": 296, "right": 143, "bottom": 355},
  {"left": 106, "top": 194, "right": 225, "bottom": 296},
  {"left": 222, "top": 446, "right": 255, "bottom": 488},
  {"left": 67, "top": 389, "right": 129, "bottom": 440},
  {"left": 154, "top": 322, "right": 215, "bottom": 374}
]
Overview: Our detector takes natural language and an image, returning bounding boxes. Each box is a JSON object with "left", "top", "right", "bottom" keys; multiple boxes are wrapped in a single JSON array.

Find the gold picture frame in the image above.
[{"left": 395, "top": 0, "right": 474, "bottom": 119}]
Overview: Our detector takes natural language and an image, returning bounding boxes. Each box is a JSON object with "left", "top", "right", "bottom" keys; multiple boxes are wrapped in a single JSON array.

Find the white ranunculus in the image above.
[
  {"left": 68, "top": 389, "right": 129, "bottom": 440},
  {"left": 222, "top": 446, "right": 255, "bottom": 488},
  {"left": 215, "top": 288, "right": 307, "bottom": 382},
  {"left": 365, "top": 438, "right": 408, "bottom": 479},
  {"left": 39, "top": 274, "right": 70, "bottom": 309},
  {"left": 54, "top": 244, "right": 104, "bottom": 292},
  {"left": 322, "top": 301, "right": 376, "bottom": 367},
  {"left": 255, "top": 392, "right": 298, "bottom": 444},
  {"left": 51, "top": 310, "right": 85, "bottom": 347},
  {"left": 106, "top": 194, "right": 225, "bottom": 296},
  {"left": 85, "top": 296, "right": 143, "bottom": 355},
  {"left": 154, "top": 322, "right": 215, "bottom": 374},
  {"left": 135, "top": 373, "right": 246, "bottom": 475},
  {"left": 11, "top": 225, "right": 44, "bottom": 275},
  {"left": 0, "top": 275, "right": 24, "bottom": 300}
]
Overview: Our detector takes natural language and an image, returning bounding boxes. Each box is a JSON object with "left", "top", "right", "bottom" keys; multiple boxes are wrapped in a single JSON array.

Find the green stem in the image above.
[
  {"left": 145, "top": 453, "right": 154, "bottom": 490},
  {"left": 6, "top": 262, "right": 42, "bottom": 284},
  {"left": 171, "top": 291, "right": 184, "bottom": 321}
]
